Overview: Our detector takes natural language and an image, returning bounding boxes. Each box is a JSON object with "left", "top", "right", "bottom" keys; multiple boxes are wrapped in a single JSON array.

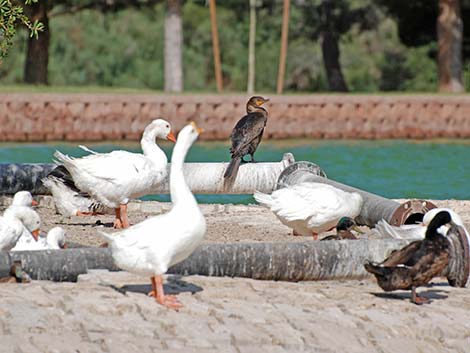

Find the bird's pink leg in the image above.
[{"left": 148, "top": 275, "right": 183, "bottom": 310}]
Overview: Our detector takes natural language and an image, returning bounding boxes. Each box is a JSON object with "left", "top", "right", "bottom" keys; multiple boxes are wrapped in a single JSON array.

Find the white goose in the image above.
[
  {"left": 254, "top": 182, "right": 363, "bottom": 239},
  {"left": 12, "top": 227, "right": 67, "bottom": 251},
  {"left": 54, "top": 119, "right": 176, "bottom": 228},
  {"left": 100, "top": 122, "right": 206, "bottom": 310},
  {"left": 375, "top": 207, "right": 467, "bottom": 240},
  {"left": 42, "top": 174, "right": 112, "bottom": 217},
  {"left": 0, "top": 206, "right": 41, "bottom": 251}
]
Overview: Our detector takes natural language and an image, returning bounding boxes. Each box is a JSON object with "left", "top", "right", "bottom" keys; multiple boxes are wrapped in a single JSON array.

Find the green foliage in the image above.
[
  {"left": 0, "top": 0, "right": 467, "bottom": 92},
  {"left": 0, "top": 0, "right": 44, "bottom": 61}
]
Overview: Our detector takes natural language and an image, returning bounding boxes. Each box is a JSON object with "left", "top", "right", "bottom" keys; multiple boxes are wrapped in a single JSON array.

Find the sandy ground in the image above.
[
  {"left": 1, "top": 196, "right": 469, "bottom": 248},
  {"left": 1, "top": 271, "right": 470, "bottom": 353},
  {"left": 1, "top": 198, "right": 470, "bottom": 352}
]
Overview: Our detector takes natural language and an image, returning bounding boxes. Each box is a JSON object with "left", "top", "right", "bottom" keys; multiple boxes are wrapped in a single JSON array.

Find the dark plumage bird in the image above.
[
  {"left": 321, "top": 217, "right": 362, "bottom": 241},
  {"left": 364, "top": 211, "right": 454, "bottom": 305},
  {"left": 224, "top": 96, "right": 269, "bottom": 187},
  {"left": 0, "top": 261, "right": 31, "bottom": 283}
]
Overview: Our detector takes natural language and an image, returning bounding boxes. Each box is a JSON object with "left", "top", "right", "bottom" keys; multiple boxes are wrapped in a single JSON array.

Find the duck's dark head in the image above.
[
  {"left": 426, "top": 210, "right": 454, "bottom": 238},
  {"left": 246, "top": 96, "right": 269, "bottom": 113},
  {"left": 336, "top": 217, "right": 356, "bottom": 232}
]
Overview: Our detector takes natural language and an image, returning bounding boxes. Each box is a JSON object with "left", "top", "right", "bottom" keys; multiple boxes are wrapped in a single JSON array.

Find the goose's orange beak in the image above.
[
  {"left": 166, "top": 131, "right": 177, "bottom": 143},
  {"left": 61, "top": 243, "right": 68, "bottom": 249},
  {"left": 31, "top": 229, "right": 40, "bottom": 241},
  {"left": 31, "top": 200, "right": 38, "bottom": 206}
]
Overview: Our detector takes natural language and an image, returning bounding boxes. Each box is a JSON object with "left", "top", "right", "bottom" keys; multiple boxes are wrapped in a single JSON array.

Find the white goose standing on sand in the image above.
[
  {"left": 0, "top": 206, "right": 41, "bottom": 251},
  {"left": 100, "top": 122, "right": 206, "bottom": 310},
  {"left": 54, "top": 119, "right": 176, "bottom": 228},
  {"left": 254, "top": 182, "right": 363, "bottom": 239}
]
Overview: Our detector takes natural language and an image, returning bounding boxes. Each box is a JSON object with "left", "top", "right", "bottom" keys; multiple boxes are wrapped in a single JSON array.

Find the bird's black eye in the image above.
[{"left": 166, "top": 124, "right": 169, "bottom": 128}]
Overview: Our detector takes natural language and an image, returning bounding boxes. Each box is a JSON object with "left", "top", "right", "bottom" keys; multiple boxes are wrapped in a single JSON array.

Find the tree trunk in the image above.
[
  {"left": 247, "top": 0, "right": 256, "bottom": 94},
  {"left": 209, "top": 0, "right": 223, "bottom": 92},
  {"left": 24, "top": 0, "right": 49, "bottom": 85},
  {"left": 438, "top": 0, "right": 464, "bottom": 93},
  {"left": 164, "top": 0, "right": 183, "bottom": 92},
  {"left": 320, "top": 30, "right": 348, "bottom": 92}
]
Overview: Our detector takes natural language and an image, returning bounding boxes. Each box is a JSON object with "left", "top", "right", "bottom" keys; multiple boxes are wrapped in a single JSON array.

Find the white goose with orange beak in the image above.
[
  {"left": 0, "top": 206, "right": 41, "bottom": 251},
  {"left": 54, "top": 119, "right": 176, "bottom": 229},
  {"left": 99, "top": 122, "right": 206, "bottom": 310}
]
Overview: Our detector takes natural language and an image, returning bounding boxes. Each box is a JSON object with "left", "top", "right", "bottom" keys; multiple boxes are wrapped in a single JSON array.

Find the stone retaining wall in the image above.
[{"left": 0, "top": 93, "right": 469, "bottom": 141}]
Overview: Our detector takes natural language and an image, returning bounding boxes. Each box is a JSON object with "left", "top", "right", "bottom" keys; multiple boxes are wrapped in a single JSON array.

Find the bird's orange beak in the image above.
[
  {"left": 61, "top": 243, "right": 68, "bottom": 249},
  {"left": 166, "top": 131, "right": 177, "bottom": 143},
  {"left": 31, "top": 199, "right": 38, "bottom": 206},
  {"left": 31, "top": 229, "right": 40, "bottom": 241}
]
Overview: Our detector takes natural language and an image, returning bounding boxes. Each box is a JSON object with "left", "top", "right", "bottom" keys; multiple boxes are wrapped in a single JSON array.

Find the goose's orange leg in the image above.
[
  {"left": 113, "top": 207, "right": 123, "bottom": 229},
  {"left": 148, "top": 275, "right": 182, "bottom": 310}
]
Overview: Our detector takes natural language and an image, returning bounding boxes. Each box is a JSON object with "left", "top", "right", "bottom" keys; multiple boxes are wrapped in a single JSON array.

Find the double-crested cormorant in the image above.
[
  {"left": 364, "top": 210, "right": 454, "bottom": 305},
  {"left": 224, "top": 96, "right": 269, "bottom": 186},
  {"left": 321, "top": 217, "right": 362, "bottom": 241}
]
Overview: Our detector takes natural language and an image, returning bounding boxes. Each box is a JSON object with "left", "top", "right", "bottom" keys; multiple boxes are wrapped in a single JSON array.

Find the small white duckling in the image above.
[
  {"left": 99, "top": 122, "right": 206, "bottom": 310},
  {"left": 0, "top": 206, "right": 41, "bottom": 251}
]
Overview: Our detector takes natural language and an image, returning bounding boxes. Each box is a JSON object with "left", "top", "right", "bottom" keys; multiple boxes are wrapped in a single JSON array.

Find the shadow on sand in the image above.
[
  {"left": 106, "top": 275, "right": 203, "bottom": 297},
  {"left": 371, "top": 287, "right": 449, "bottom": 303}
]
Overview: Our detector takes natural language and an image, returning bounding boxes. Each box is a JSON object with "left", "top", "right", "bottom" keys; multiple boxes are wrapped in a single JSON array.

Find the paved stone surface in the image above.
[{"left": 0, "top": 271, "right": 469, "bottom": 353}]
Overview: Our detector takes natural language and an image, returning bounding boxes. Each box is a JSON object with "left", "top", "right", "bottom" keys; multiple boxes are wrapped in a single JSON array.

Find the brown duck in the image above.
[
  {"left": 223, "top": 96, "right": 269, "bottom": 188},
  {"left": 364, "top": 210, "right": 454, "bottom": 305},
  {"left": 0, "top": 261, "right": 31, "bottom": 284}
]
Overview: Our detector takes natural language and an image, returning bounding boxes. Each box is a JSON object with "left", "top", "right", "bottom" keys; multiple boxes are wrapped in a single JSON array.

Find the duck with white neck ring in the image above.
[
  {"left": 54, "top": 119, "right": 176, "bottom": 229},
  {"left": 99, "top": 122, "right": 206, "bottom": 310}
]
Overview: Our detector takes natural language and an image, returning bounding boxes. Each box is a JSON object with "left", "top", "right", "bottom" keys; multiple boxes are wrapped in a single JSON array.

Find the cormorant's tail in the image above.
[{"left": 223, "top": 157, "right": 241, "bottom": 191}]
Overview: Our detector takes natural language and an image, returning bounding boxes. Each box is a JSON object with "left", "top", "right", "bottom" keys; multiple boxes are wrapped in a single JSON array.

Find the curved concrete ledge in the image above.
[{"left": 1, "top": 240, "right": 410, "bottom": 282}]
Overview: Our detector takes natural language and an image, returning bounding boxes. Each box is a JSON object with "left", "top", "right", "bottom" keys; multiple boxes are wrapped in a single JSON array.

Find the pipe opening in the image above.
[{"left": 404, "top": 212, "right": 424, "bottom": 225}]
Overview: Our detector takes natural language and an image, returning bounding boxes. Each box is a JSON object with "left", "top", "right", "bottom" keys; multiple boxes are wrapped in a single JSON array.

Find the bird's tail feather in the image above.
[
  {"left": 253, "top": 190, "right": 273, "bottom": 208},
  {"left": 223, "top": 157, "right": 241, "bottom": 191}
]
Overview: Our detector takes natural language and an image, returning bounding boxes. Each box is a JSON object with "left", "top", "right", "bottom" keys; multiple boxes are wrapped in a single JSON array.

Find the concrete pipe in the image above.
[
  {"left": 0, "top": 154, "right": 295, "bottom": 195},
  {"left": 276, "top": 161, "right": 437, "bottom": 227},
  {"left": 0, "top": 240, "right": 408, "bottom": 282}
]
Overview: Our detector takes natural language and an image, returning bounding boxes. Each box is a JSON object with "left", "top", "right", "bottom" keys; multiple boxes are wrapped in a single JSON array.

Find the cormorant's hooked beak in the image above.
[
  {"left": 31, "top": 229, "right": 40, "bottom": 242},
  {"left": 166, "top": 131, "right": 177, "bottom": 143}
]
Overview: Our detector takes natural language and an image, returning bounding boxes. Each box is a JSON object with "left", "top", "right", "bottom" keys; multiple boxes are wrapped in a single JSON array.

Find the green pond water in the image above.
[{"left": 1, "top": 140, "right": 469, "bottom": 203}]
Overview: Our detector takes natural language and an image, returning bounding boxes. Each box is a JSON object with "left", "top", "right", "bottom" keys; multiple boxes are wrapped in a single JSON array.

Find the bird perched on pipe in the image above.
[
  {"left": 224, "top": 96, "right": 269, "bottom": 190},
  {"left": 364, "top": 210, "right": 454, "bottom": 305}
]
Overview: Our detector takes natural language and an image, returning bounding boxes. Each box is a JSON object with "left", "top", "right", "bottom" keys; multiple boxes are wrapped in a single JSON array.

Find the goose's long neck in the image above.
[
  {"left": 170, "top": 137, "right": 195, "bottom": 206},
  {"left": 141, "top": 131, "right": 167, "bottom": 166}
]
